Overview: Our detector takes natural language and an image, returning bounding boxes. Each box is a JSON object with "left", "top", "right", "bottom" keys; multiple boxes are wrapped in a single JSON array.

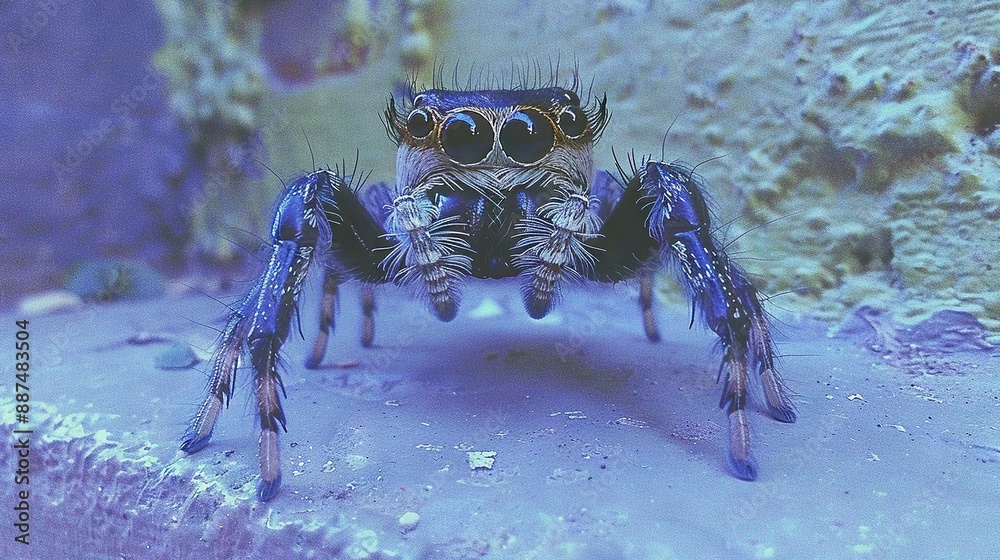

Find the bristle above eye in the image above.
[
  {"left": 586, "top": 93, "right": 610, "bottom": 143},
  {"left": 404, "top": 59, "right": 597, "bottom": 110}
]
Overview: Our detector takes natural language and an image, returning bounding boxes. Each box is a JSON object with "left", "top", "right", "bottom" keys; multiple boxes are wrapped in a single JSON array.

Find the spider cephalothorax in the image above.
[{"left": 181, "top": 75, "right": 796, "bottom": 501}]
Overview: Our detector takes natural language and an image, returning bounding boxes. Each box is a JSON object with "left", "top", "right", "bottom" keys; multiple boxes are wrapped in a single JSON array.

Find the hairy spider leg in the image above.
[
  {"left": 304, "top": 270, "right": 341, "bottom": 369},
  {"left": 180, "top": 293, "right": 252, "bottom": 453},
  {"left": 588, "top": 169, "right": 661, "bottom": 340},
  {"left": 183, "top": 169, "right": 395, "bottom": 501},
  {"left": 638, "top": 267, "right": 662, "bottom": 342},
  {"left": 304, "top": 180, "right": 395, "bottom": 369},
  {"left": 589, "top": 160, "right": 796, "bottom": 480},
  {"left": 185, "top": 171, "right": 326, "bottom": 500},
  {"left": 360, "top": 284, "right": 376, "bottom": 347},
  {"left": 305, "top": 273, "right": 377, "bottom": 368}
]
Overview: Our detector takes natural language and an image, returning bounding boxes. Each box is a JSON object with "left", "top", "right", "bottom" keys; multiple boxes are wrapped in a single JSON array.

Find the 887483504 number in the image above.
[{"left": 15, "top": 320, "right": 30, "bottom": 422}]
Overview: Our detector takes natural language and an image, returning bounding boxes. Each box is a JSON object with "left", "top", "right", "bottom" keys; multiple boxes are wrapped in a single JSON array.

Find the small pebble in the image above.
[
  {"left": 18, "top": 290, "right": 83, "bottom": 315},
  {"left": 399, "top": 511, "right": 420, "bottom": 533},
  {"left": 467, "top": 451, "right": 497, "bottom": 469},
  {"left": 127, "top": 332, "right": 173, "bottom": 345},
  {"left": 153, "top": 340, "right": 199, "bottom": 369}
]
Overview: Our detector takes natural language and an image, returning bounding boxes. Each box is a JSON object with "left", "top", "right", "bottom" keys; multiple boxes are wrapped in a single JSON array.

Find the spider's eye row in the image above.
[
  {"left": 406, "top": 108, "right": 434, "bottom": 139},
  {"left": 441, "top": 111, "right": 494, "bottom": 164},
  {"left": 557, "top": 105, "right": 588, "bottom": 138},
  {"left": 499, "top": 109, "right": 554, "bottom": 164},
  {"left": 433, "top": 104, "right": 580, "bottom": 164}
]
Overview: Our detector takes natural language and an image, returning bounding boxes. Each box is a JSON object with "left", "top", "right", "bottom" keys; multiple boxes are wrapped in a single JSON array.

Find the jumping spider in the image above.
[{"left": 181, "top": 74, "right": 797, "bottom": 501}]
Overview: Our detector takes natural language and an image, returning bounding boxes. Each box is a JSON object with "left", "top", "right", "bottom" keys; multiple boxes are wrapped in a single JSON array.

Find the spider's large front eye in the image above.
[
  {"left": 441, "top": 111, "right": 493, "bottom": 164},
  {"left": 406, "top": 108, "right": 434, "bottom": 139},
  {"left": 557, "top": 105, "right": 588, "bottom": 138},
  {"left": 499, "top": 109, "right": 554, "bottom": 164}
]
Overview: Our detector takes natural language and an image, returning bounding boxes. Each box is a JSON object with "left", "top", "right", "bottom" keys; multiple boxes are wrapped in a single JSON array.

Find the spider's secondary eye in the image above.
[
  {"left": 441, "top": 111, "right": 493, "bottom": 164},
  {"left": 557, "top": 105, "right": 588, "bottom": 138},
  {"left": 499, "top": 109, "right": 554, "bottom": 164},
  {"left": 406, "top": 108, "right": 434, "bottom": 139}
]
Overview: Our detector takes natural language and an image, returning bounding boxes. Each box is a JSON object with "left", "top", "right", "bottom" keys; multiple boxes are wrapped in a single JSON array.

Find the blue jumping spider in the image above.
[{"left": 181, "top": 72, "right": 796, "bottom": 501}]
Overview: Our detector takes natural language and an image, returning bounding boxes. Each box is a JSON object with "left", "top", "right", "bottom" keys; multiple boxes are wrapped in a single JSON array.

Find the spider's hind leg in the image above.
[
  {"left": 305, "top": 269, "right": 342, "bottom": 369},
  {"left": 638, "top": 267, "right": 662, "bottom": 342},
  {"left": 587, "top": 169, "right": 660, "bottom": 341},
  {"left": 303, "top": 272, "right": 377, "bottom": 368},
  {"left": 305, "top": 181, "right": 393, "bottom": 368},
  {"left": 360, "top": 284, "right": 375, "bottom": 347}
]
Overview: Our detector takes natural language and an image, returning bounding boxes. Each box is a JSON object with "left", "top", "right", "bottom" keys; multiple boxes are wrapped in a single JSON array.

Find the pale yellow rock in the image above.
[
  {"left": 398, "top": 511, "right": 420, "bottom": 532},
  {"left": 467, "top": 451, "right": 497, "bottom": 469},
  {"left": 18, "top": 291, "right": 84, "bottom": 316}
]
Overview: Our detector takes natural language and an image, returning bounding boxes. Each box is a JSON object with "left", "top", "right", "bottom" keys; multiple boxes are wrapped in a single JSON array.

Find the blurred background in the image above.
[{"left": 2, "top": 0, "right": 998, "bottom": 336}]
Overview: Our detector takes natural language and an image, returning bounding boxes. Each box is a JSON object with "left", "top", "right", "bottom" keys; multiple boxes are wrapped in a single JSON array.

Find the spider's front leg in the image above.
[
  {"left": 595, "top": 160, "right": 796, "bottom": 480},
  {"left": 182, "top": 169, "right": 389, "bottom": 501}
]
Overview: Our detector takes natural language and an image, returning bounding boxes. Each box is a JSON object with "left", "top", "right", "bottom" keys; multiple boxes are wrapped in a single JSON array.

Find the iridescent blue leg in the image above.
[
  {"left": 182, "top": 169, "right": 392, "bottom": 501},
  {"left": 644, "top": 160, "right": 796, "bottom": 479},
  {"left": 591, "top": 161, "right": 796, "bottom": 481}
]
